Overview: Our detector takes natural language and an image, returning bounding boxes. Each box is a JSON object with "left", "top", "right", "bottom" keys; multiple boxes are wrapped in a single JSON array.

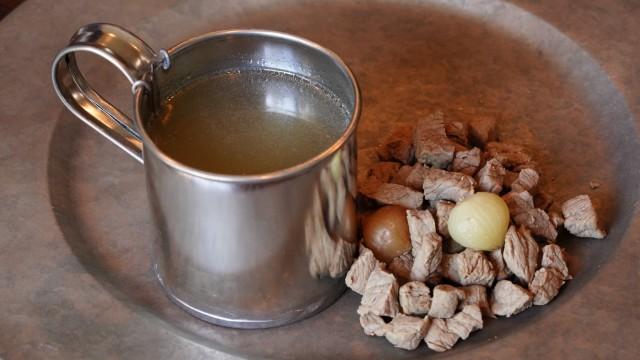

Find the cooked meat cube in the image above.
[
  {"left": 467, "top": 115, "right": 497, "bottom": 148},
  {"left": 407, "top": 207, "right": 437, "bottom": 234},
  {"left": 503, "top": 170, "right": 519, "bottom": 189},
  {"left": 367, "top": 183, "right": 424, "bottom": 209},
  {"left": 359, "top": 313, "right": 387, "bottom": 336},
  {"left": 548, "top": 210, "right": 564, "bottom": 228},
  {"left": 405, "top": 164, "right": 429, "bottom": 190},
  {"left": 407, "top": 209, "right": 443, "bottom": 281},
  {"left": 487, "top": 248, "right": 511, "bottom": 281},
  {"left": 414, "top": 111, "right": 457, "bottom": 169},
  {"left": 445, "top": 121, "right": 469, "bottom": 146},
  {"left": 534, "top": 191, "right": 553, "bottom": 210},
  {"left": 541, "top": 244, "right": 571, "bottom": 280},
  {"left": 391, "top": 165, "right": 414, "bottom": 186},
  {"left": 513, "top": 208, "right": 558, "bottom": 241},
  {"left": 502, "top": 190, "right": 534, "bottom": 217},
  {"left": 346, "top": 246, "right": 386, "bottom": 295},
  {"left": 441, "top": 249, "right": 496, "bottom": 286},
  {"left": 452, "top": 147, "right": 482, "bottom": 176},
  {"left": 590, "top": 180, "right": 601, "bottom": 189},
  {"left": 447, "top": 304, "right": 483, "bottom": 340},
  {"left": 384, "top": 314, "right": 430, "bottom": 350},
  {"left": 424, "top": 318, "right": 459, "bottom": 352},
  {"left": 435, "top": 200, "right": 455, "bottom": 238},
  {"left": 475, "top": 158, "right": 506, "bottom": 193},
  {"left": 429, "top": 284, "right": 465, "bottom": 319},
  {"left": 511, "top": 168, "right": 539, "bottom": 194},
  {"left": 503, "top": 225, "right": 540, "bottom": 284},
  {"left": 358, "top": 268, "right": 400, "bottom": 317},
  {"left": 388, "top": 251, "right": 413, "bottom": 280},
  {"left": 485, "top": 142, "right": 532, "bottom": 169},
  {"left": 561, "top": 195, "right": 606, "bottom": 238},
  {"left": 399, "top": 281, "right": 432, "bottom": 315},
  {"left": 423, "top": 168, "right": 475, "bottom": 202},
  {"left": 459, "top": 285, "right": 493, "bottom": 318},
  {"left": 491, "top": 280, "right": 533, "bottom": 317},
  {"left": 529, "top": 267, "right": 565, "bottom": 306},
  {"left": 376, "top": 124, "right": 414, "bottom": 164}
]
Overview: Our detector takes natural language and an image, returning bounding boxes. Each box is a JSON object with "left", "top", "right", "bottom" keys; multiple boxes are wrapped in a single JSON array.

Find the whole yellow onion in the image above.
[{"left": 447, "top": 192, "right": 510, "bottom": 251}]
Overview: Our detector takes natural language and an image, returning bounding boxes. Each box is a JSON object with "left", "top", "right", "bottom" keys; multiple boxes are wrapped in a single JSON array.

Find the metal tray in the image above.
[{"left": 1, "top": 0, "right": 639, "bottom": 358}]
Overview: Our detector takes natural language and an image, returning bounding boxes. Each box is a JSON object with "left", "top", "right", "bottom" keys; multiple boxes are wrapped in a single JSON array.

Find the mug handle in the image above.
[{"left": 51, "top": 23, "right": 166, "bottom": 163}]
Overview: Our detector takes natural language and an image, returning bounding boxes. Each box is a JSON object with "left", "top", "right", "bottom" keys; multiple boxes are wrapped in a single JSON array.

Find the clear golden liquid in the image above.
[{"left": 148, "top": 70, "right": 349, "bottom": 175}]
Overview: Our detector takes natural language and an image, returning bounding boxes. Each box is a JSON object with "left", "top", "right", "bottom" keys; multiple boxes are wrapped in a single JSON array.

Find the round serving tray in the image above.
[{"left": 1, "top": 0, "right": 639, "bottom": 358}]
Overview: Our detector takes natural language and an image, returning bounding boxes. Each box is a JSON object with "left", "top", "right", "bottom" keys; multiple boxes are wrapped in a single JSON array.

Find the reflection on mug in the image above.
[{"left": 306, "top": 139, "right": 358, "bottom": 278}]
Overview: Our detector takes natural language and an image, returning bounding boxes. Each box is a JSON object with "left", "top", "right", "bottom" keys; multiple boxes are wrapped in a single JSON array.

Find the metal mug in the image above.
[{"left": 52, "top": 23, "right": 360, "bottom": 328}]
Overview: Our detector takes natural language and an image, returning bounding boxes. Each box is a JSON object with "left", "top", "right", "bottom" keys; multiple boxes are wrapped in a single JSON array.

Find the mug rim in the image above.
[{"left": 134, "top": 29, "right": 361, "bottom": 184}]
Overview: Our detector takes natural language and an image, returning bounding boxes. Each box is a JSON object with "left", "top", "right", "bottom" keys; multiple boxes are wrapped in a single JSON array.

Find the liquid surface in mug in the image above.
[{"left": 147, "top": 69, "right": 349, "bottom": 175}]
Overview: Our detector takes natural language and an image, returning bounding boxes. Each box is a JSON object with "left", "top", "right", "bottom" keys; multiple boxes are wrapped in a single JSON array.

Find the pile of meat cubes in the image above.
[{"left": 347, "top": 111, "right": 606, "bottom": 352}]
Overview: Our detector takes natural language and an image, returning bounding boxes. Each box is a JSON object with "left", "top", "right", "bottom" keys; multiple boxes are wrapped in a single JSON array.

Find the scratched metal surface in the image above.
[{"left": 1, "top": 0, "right": 639, "bottom": 358}]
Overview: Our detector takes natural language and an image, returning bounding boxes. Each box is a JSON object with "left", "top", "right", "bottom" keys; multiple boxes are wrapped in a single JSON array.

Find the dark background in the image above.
[{"left": 0, "top": 0, "right": 22, "bottom": 20}]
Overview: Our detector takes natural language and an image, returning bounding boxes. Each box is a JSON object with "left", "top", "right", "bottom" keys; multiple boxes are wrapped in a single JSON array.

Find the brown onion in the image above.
[{"left": 362, "top": 205, "right": 412, "bottom": 263}]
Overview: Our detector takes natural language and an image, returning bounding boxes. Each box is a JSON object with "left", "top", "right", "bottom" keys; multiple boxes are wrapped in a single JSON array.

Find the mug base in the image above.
[{"left": 155, "top": 268, "right": 347, "bottom": 329}]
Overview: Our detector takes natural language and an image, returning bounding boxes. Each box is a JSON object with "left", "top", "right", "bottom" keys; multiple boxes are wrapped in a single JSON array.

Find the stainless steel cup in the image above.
[{"left": 52, "top": 23, "right": 360, "bottom": 328}]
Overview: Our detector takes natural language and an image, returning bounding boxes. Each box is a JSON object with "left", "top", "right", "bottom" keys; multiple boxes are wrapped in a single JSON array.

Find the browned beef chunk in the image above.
[
  {"left": 346, "top": 246, "right": 386, "bottom": 295},
  {"left": 452, "top": 147, "right": 482, "bottom": 176},
  {"left": 441, "top": 249, "right": 496, "bottom": 286},
  {"left": 491, "top": 280, "right": 533, "bottom": 317},
  {"left": 414, "top": 111, "right": 457, "bottom": 169},
  {"left": 511, "top": 168, "right": 539, "bottom": 194},
  {"left": 407, "top": 209, "right": 443, "bottom": 281},
  {"left": 399, "top": 281, "right": 431, "bottom": 316},
  {"left": 367, "top": 183, "right": 424, "bottom": 209},
  {"left": 502, "top": 190, "right": 534, "bottom": 217},
  {"left": 435, "top": 200, "right": 455, "bottom": 238},
  {"left": 513, "top": 208, "right": 558, "bottom": 242},
  {"left": 459, "top": 285, "right": 493, "bottom": 318},
  {"left": 359, "top": 313, "right": 387, "bottom": 336},
  {"left": 503, "top": 225, "right": 539, "bottom": 284},
  {"left": 485, "top": 142, "right": 532, "bottom": 169},
  {"left": 541, "top": 244, "right": 571, "bottom": 280},
  {"left": 429, "top": 284, "right": 464, "bottom": 319},
  {"left": 486, "top": 248, "right": 511, "bottom": 281},
  {"left": 529, "top": 267, "right": 565, "bottom": 306},
  {"left": 423, "top": 168, "right": 475, "bottom": 202},
  {"left": 384, "top": 314, "right": 430, "bottom": 350},
  {"left": 447, "top": 304, "right": 483, "bottom": 340},
  {"left": 475, "top": 158, "right": 506, "bottom": 193},
  {"left": 405, "top": 164, "right": 430, "bottom": 190},
  {"left": 377, "top": 124, "right": 415, "bottom": 164},
  {"left": 425, "top": 318, "right": 459, "bottom": 352},
  {"left": 561, "top": 195, "right": 606, "bottom": 238},
  {"left": 358, "top": 268, "right": 400, "bottom": 317},
  {"left": 388, "top": 251, "right": 413, "bottom": 280},
  {"left": 445, "top": 121, "right": 469, "bottom": 146}
]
